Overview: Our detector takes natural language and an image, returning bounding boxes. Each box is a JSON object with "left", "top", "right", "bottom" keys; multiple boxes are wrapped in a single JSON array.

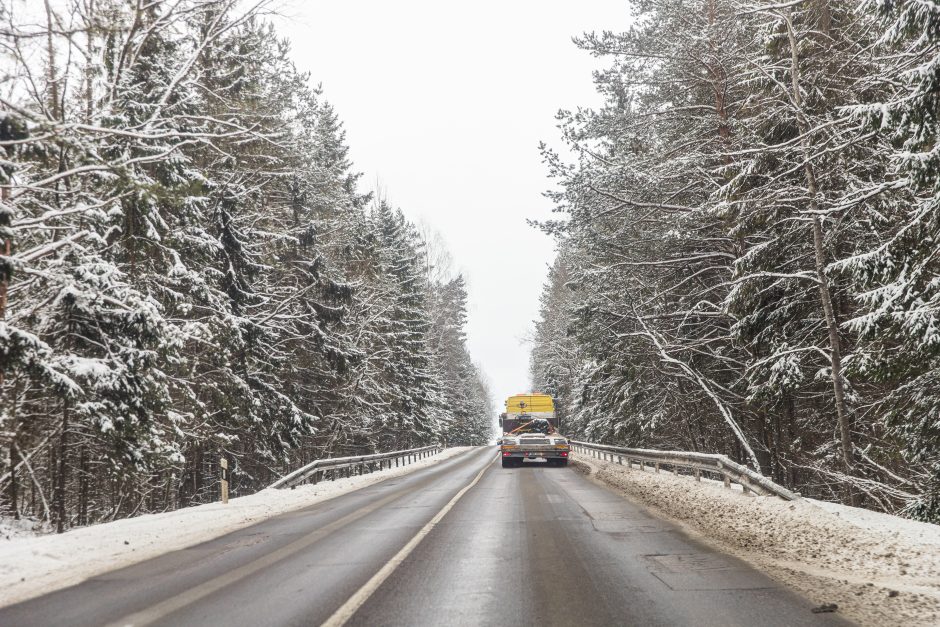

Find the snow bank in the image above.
[
  {"left": 0, "top": 447, "right": 472, "bottom": 607},
  {"left": 0, "top": 516, "right": 51, "bottom": 540},
  {"left": 574, "top": 455, "right": 940, "bottom": 627}
]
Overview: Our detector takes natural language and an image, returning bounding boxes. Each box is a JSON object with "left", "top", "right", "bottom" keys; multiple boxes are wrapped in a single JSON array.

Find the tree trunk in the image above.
[
  {"left": 8, "top": 440, "right": 18, "bottom": 519},
  {"left": 78, "top": 444, "right": 88, "bottom": 526},
  {"left": 54, "top": 401, "right": 69, "bottom": 533},
  {"left": 783, "top": 392, "right": 798, "bottom": 487},
  {"left": 783, "top": 11, "right": 854, "bottom": 471},
  {"left": 43, "top": 0, "right": 61, "bottom": 120},
  {"left": 0, "top": 184, "right": 10, "bottom": 388}
]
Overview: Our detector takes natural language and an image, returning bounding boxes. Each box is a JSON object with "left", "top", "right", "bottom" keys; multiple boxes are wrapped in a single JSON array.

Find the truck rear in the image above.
[{"left": 499, "top": 394, "right": 570, "bottom": 468}]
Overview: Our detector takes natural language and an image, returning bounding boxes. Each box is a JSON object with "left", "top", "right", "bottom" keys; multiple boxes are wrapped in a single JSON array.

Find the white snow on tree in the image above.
[
  {"left": 529, "top": 0, "right": 940, "bottom": 521},
  {"left": 0, "top": 0, "right": 492, "bottom": 530}
]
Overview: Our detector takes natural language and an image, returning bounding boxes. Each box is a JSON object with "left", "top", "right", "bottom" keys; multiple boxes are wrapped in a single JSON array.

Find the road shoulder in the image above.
[{"left": 572, "top": 455, "right": 940, "bottom": 627}]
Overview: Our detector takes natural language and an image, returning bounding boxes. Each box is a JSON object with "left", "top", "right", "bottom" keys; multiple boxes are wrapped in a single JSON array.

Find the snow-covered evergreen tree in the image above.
[
  {"left": 530, "top": 0, "right": 940, "bottom": 518},
  {"left": 838, "top": 0, "right": 940, "bottom": 520},
  {"left": 0, "top": 0, "right": 489, "bottom": 529}
]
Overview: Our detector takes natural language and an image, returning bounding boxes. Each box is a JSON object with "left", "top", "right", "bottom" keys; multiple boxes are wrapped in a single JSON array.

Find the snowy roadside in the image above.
[
  {"left": 0, "top": 516, "right": 52, "bottom": 540},
  {"left": 573, "top": 455, "right": 940, "bottom": 627},
  {"left": 0, "top": 446, "right": 474, "bottom": 607}
]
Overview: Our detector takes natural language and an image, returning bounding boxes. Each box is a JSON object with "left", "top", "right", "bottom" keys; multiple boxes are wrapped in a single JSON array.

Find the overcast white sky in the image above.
[{"left": 274, "top": 1, "right": 629, "bottom": 414}]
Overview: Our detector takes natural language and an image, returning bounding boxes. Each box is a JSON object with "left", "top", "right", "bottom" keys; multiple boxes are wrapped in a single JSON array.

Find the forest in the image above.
[
  {"left": 530, "top": 0, "right": 940, "bottom": 521},
  {"left": 0, "top": 0, "right": 493, "bottom": 531}
]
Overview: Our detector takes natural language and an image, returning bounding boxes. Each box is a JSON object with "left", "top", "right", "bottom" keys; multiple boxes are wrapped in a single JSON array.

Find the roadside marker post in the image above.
[{"left": 221, "top": 458, "right": 229, "bottom": 504}]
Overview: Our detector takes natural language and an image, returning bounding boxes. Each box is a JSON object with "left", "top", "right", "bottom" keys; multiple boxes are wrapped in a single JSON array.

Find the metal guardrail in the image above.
[
  {"left": 570, "top": 441, "right": 800, "bottom": 501},
  {"left": 270, "top": 445, "right": 443, "bottom": 489}
]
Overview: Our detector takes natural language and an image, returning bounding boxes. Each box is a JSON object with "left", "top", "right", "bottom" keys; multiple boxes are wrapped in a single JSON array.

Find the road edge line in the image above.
[
  {"left": 321, "top": 454, "right": 496, "bottom": 627},
  {"left": 101, "top": 453, "right": 481, "bottom": 627}
]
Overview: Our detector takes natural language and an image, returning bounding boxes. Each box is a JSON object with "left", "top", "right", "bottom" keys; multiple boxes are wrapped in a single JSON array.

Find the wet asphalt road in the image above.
[{"left": 0, "top": 447, "right": 850, "bottom": 626}]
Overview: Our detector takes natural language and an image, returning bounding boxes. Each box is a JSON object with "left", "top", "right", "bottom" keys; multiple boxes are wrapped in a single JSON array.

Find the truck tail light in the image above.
[
  {"left": 560, "top": 451, "right": 568, "bottom": 457},
  {"left": 502, "top": 451, "right": 512, "bottom": 457}
]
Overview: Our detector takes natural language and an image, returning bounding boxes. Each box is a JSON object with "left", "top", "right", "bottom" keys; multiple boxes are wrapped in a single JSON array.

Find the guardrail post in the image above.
[
  {"left": 617, "top": 455, "right": 623, "bottom": 465},
  {"left": 717, "top": 460, "right": 730, "bottom": 488},
  {"left": 655, "top": 462, "right": 660, "bottom": 473},
  {"left": 694, "top": 468, "right": 701, "bottom": 481}
]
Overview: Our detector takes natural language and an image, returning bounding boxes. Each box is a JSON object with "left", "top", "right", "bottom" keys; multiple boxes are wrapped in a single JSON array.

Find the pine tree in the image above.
[
  {"left": 838, "top": 0, "right": 940, "bottom": 520},
  {"left": 0, "top": 1, "right": 486, "bottom": 528}
]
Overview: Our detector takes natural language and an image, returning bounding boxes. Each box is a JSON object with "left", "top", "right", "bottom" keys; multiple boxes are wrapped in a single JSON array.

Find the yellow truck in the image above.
[{"left": 499, "top": 394, "right": 570, "bottom": 468}]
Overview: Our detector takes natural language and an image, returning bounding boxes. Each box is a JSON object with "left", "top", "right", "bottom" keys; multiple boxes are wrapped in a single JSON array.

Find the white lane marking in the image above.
[
  {"left": 321, "top": 455, "right": 496, "bottom": 627},
  {"left": 102, "top": 452, "right": 485, "bottom": 627},
  {"left": 104, "top": 488, "right": 407, "bottom": 627}
]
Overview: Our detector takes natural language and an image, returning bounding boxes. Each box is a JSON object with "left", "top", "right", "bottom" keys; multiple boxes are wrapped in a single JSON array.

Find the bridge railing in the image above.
[
  {"left": 570, "top": 441, "right": 800, "bottom": 501},
  {"left": 269, "top": 445, "right": 443, "bottom": 490}
]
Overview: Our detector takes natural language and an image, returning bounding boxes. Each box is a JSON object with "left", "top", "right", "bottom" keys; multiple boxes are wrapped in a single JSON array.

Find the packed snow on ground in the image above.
[
  {"left": 0, "top": 446, "right": 473, "bottom": 607},
  {"left": 574, "top": 454, "right": 940, "bottom": 627},
  {"left": 0, "top": 516, "right": 51, "bottom": 540}
]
